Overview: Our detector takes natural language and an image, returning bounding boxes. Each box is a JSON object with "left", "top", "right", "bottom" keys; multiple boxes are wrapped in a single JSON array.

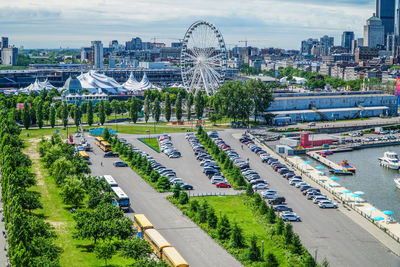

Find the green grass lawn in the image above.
[
  {"left": 173, "top": 195, "right": 307, "bottom": 266},
  {"left": 25, "top": 139, "right": 133, "bottom": 267},
  {"left": 138, "top": 138, "right": 160, "bottom": 153}
]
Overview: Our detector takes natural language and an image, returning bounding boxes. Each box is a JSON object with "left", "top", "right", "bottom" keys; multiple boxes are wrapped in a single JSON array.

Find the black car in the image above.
[
  {"left": 113, "top": 161, "right": 128, "bottom": 167},
  {"left": 104, "top": 151, "right": 119, "bottom": 158},
  {"left": 182, "top": 184, "right": 194, "bottom": 190},
  {"left": 272, "top": 205, "right": 293, "bottom": 212},
  {"left": 300, "top": 185, "right": 313, "bottom": 192},
  {"left": 268, "top": 197, "right": 286, "bottom": 205}
]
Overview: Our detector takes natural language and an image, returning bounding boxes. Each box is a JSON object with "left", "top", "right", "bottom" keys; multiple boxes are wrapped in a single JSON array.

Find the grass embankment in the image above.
[
  {"left": 138, "top": 138, "right": 160, "bottom": 153},
  {"left": 169, "top": 194, "right": 314, "bottom": 266},
  {"left": 25, "top": 138, "right": 131, "bottom": 267}
]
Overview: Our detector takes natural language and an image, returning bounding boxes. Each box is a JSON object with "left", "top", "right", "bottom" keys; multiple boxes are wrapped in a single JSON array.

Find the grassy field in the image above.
[
  {"left": 24, "top": 138, "right": 132, "bottom": 267},
  {"left": 172, "top": 194, "right": 307, "bottom": 266},
  {"left": 138, "top": 138, "right": 160, "bottom": 153},
  {"left": 20, "top": 123, "right": 197, "bottom": 140}
]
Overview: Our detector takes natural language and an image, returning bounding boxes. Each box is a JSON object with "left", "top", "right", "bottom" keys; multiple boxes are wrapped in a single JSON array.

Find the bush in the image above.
[
  {"left": 230, "top": 222, "right": 245, "bottom": 248},
  {"left": 189, "top": 199, "right": 200, "bottom": 213},
  {"left": 207, "top": 207, "right": 218, "bottom": 229},
  {"left": 178, "top": 191, "right": 189, "bottom": 204},
  {"left": 246, "top": 183, "right": 254, "bottom": 196},
  {"left": 216, "top": 214, "right": 231, "bottom": 240},
  {"left": 173, "top": 184, "right": 181, "bottom": 199},
  {"left": 265, "top": 253, "right": 279, "bottom": 267},
  {"left": 246, "top": 233, "right": 261, "bottom": 262},
  {"left": 156, "top": 176, "right": 170, "bottom": 191}
]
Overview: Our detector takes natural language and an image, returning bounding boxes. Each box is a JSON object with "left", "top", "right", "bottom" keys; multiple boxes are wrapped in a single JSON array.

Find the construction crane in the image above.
[{"left": 238, "top": 39, "right": 269, "bottom": 47}]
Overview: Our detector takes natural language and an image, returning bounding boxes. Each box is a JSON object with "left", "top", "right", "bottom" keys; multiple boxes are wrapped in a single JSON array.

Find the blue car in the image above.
[{"left": 113, "top": 161, "right": 128, "bottom": 167}]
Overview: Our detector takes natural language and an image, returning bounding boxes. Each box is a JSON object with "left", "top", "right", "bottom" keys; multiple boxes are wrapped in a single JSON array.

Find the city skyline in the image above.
[{"left": 1, "top": 0, "right": 376, "bottom": 49}]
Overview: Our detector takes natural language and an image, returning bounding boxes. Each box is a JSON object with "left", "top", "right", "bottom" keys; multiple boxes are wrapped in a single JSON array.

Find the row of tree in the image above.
[
  {"left": 39, "top": 133, "right": 168, "bottom": 266},
  {"left": 0, "top": 105, "right": 61, "bottom": 265}
]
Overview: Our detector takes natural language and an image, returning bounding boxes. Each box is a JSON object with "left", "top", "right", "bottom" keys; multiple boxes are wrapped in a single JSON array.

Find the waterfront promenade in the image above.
[{"left": 250, "top": 135, "right": 400, "bottom": 258}]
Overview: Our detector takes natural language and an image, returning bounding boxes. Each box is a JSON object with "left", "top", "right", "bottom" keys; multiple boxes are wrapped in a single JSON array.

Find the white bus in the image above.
[
  {"left": 111, "top": 186, "right": 130, "bottom": 212},
  {"left": 103, "top": 175, "right": 118, "bottom": 187}
]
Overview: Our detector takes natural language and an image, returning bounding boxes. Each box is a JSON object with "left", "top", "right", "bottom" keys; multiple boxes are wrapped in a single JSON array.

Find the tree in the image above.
[
  {"left": 20, "top": 190, "right": 42, "bottom": 213},
  {"left": 172, "top": 183, "right": 181, "bottom": 198},
  {"left": 104, "top": 101, "right": 112, "bottom": 118},
  {"left": 152, "top": 97, "right": 161, "bottom": 123},
  {"left": 99, "top": 101, "right": 106, "bottom": 125},
  {"left": 61, "top": 176, "right": 86, "bottom": 208},
  {"left": 130, "top": 98, "right": 140, "bottom": 123},
  {"left": 110, "top": 100, "right": 120, "bottom": 119},
  {"left": 156, "top": 176, "right": 170, "bottom": 191},
  {"left": 283, "top": 223, "right": 293, "bottom": 245},
  {"left": 303, "top": 255, "right": 316, "bottom": 267},
  {"left": 164, "top": 93, "right": 171, "bottom": 122},
  {"left": 246, "top": 183, "right": 254, "bottom": 196},
  {"left": 267, "top": 207, "right": 276, "bottom": 224},
  {"left": 259, "top": 201, "right": 269, "bottom": 215},
  {"left": 22, "top": 102, "right": 31, "bottom": 130},
  {"left": 246, "top": 79, "right": 274, "bottom": 123},
  {"left": 178, "top": 191, "right": 189, "bottom": 204},
  {"left": 144, "top": 95, "right": 151, "bottom": 123},
  {"left": 87, "top": 100, "right": 94, "bottom": 126},
  {"left": 265, "top": 253, "right": 279, "bottom": 267},
  {"left": 120, "top": 238, "right": 152, "bottom": 260},
  {"left": 36, "top": 100, "right": 43, "bottom": 128},
  {"left": 103, "top": 128, "right": 111, "bottom": 141},
  {"left": 80, "top": 101, "right": 88, "bottom": 114},
  {"left": 73, "top": 101, "right": 81, "bottom": 127},
  {"left": 175, "top": 92, "right": 183, "bottom": 121},
  {"left": 207, "top": 207, "right": 218, "bottom": 229},
  {"left": 230, "top": 222, "right": 245, "bottom": 248},
  {"left": 49, "top": 106, "right": 56, "bottom": 128},
  {"left": 186, "top": 92, "right": 194, "bottom": 121},
  {"left": 290, "top": 233, "right": 303, "bottom": 255},
  {"left": 62, "top": 103, "right": 69, "bottom": 128},
  {"left": 276, "top": 218, "right": 284, "bottom": 235},
  {"left": 195, "top": 91, "right": 205, "bottom": 119},
  {"left": 216, "top": 214, "right": 231, "bottom": 240},
  {"left": 246, "top": 234, "right": 261, "bottom": 262},
  {"left": 95, "top": 241, "right": 116, "bottom": 267}
]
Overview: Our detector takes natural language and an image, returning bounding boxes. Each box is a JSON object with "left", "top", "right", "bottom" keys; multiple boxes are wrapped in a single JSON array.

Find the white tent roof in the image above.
[
  {"left": 122, "top": 72, "right": 160, "bottom": 93},
  {"left": 77, "top": 70, "right": 126, "bottom": 94},
  {"left": 19, "top": 78, "right": 55, "bottom": 93}
]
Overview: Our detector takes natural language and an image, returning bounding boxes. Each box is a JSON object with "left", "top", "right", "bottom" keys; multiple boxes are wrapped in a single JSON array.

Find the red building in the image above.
[{"left": 301, "top": 132, "right": 333, "bottom": 148}]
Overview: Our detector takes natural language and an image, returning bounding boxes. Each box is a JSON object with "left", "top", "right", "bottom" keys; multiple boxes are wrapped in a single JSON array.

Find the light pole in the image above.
[{"left": 261, "top": 240, "right": 264, "bottom": 261}]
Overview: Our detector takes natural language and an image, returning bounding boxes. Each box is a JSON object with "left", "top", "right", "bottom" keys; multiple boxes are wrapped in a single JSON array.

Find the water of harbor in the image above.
[{"left": 301, "top": 146, "right": 400, "bottom": 221}]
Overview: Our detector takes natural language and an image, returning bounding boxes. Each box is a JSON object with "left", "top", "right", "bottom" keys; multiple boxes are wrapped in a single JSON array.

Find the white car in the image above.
[
  {"left": 313, "top": 196, "right": 328, "bottom": 204},
  {"left": 289, "top": 179, "right": 302, "bottom": 185},
  {"left": 318, "top": 200, "right": 338, "bottom": 209},
  {"left": 295, "top": 181, "right": 307, "bottom": 188},
  {"left": 253, "top": 184, "right": 269, "bottom": 190}
]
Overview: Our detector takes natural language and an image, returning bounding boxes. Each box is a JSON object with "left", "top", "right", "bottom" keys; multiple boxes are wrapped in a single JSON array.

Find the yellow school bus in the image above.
[
  {"left": 133, "top": 214, "right": 154, "bottom": 233},
  {"left": 95, "top": 137, "right": 105, "bottom": 147},
  {"left": 143, "top": 229, "right": 171, "bottom": 258},
  {"left": 99, "top": 141, "right": 111, "bottom": 152},
  {"left": 78, "top": 151, "right": 89, "bottom": 161},
  {"left": 162, "top": 247, "right": 189, "bottom": 267}
]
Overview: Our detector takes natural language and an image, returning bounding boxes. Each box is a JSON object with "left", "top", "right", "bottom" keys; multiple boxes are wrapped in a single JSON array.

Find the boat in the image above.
[
  {"left": 324, "top": 150, "right": 334, "bottom": 155},
  {"left": 339, "top": 160, "right": 356, "bottom": 173},
  {"left": 395, "top": 178, "right": 400, "bottom": 189},
  {"left": 379, "top": 152, "right": 400, "bottom": 170},
  {"left": 329, "top": 169, "right": 353, "bottom": 176}
]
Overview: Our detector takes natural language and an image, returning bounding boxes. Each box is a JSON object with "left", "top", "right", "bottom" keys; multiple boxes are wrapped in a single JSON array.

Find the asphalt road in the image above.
[
  {"left": 219, "top": 130, "right": 400, "bottom": 267},
  {"left": 119, "top": 133, "right": 237, "bottom": 195},
  {"left": 85, "top": 136, "right": 242, "bottom": 267}
]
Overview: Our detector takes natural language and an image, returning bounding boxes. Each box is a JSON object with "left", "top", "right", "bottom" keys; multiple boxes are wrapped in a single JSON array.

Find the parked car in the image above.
[
  {"left": 113, "top": 161, "right": 128, "bottom": 167},
  {"left": 268, "top": 196, "right": 286, "bottom": 205},
  {"left": 216, "top": 182, "right": 231, "bottom": 188},
  {"left": 252, "top": 184, "right": 269, "bottom": 190},
  {"left": 181, "top": 184, "right": 194, "bottom": 190},
  {"left": 289, "top": 179, "right": 303, "bottom": 185},
  {"left": 273, "top": 205, "right": 293, "bottom": 212},
  {"left": 104, "top": 151, "right": 119, "bottom": 158},
  {"left": 281, "top": 213, "right": 301, "bottom": 222},
  {"left": 318, "top": 200, "right": 338, "bottom": 208},
  {"left": 313, "top": 196, "right": 329, "bottom": 204}
]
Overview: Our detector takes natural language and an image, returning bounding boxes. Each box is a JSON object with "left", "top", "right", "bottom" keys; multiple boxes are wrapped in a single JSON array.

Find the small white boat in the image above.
[
  {"left": 379, "top": 152, "right": 400, "bottom": 170},
  {"left": 395, "top": 178, "right": 400, "bottom": 189}
]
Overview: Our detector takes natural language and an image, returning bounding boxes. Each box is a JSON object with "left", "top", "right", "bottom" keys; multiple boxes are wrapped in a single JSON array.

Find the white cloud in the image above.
[{"left": 0, "top": 0, "right": 375, "bottom": 49}]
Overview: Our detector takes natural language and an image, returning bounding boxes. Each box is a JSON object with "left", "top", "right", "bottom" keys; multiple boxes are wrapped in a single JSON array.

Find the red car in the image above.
[{"left": 216, "top": 182, "right": 231, "bottom": 188}]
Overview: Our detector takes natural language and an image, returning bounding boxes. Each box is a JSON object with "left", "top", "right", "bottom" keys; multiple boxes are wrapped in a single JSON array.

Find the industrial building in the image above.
[{"left": 269, "top": 91, "right": 398, "bottom": 125}]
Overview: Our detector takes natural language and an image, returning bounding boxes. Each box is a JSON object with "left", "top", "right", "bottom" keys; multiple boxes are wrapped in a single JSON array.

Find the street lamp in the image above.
[{"left": 261, "top": 240, "right": 264, "bottom": 261}]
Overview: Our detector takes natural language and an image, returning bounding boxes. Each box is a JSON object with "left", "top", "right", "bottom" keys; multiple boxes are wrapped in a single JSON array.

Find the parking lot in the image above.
[
  {"left": 85, "top": 135, "right": 242, "bottom": 267},
  {"left": 119, "top": 133, "right": 238, "bottom": 195},
  {"left": 219, "top": 130, "right": 400, "bottom": 267}
]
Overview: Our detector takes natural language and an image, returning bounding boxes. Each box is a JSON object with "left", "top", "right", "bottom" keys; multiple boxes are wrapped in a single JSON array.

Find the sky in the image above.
[{"left": 0, "top": 0, "right": 376, "bottom": 50}]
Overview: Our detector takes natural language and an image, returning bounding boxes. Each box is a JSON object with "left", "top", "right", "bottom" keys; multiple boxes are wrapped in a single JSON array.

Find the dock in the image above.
[{"left": 307, "top": 151, "right": 344, "bottom": 170}]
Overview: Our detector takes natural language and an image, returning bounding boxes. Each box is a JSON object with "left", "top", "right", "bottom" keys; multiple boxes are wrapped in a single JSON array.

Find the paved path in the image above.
[
  {"left": 86, "top": 136, "right": 242, "bottom": 267},
  {"left": 0, "top": 192, "right": 8, "bottom": 267},
  {"left": 220, "top": 130, "right": 400, "bottom": 267}
]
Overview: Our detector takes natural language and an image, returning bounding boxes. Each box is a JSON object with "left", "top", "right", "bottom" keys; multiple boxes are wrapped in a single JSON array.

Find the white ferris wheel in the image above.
[{"left": 180, "top": 20, "right": 227, "bottom": 96}]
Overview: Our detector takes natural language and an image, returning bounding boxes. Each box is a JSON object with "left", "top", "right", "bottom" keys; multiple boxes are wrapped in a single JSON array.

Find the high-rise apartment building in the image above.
[
  {"left": 300, "top": 38, "right": 318, "bottom": 55},
  {"left": 320, "top": 35, "right": 334, "bottom": 55},
  {"left": 341, "top": 31, "right": 355, "bottom": 52},
  {"left": 364, "top": 14, "right": 385, "bottom": 48},
  {"left": 90, "top": 41, "right": 103, "bottom": 69},
  {"left": 377, "top": 0, "right": 396, "bottom": 36}
]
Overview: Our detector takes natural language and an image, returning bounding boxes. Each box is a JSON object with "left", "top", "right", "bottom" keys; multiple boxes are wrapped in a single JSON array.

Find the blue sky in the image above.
[{"left": 0, "top": 0, "right": 375, "bottom": 50}]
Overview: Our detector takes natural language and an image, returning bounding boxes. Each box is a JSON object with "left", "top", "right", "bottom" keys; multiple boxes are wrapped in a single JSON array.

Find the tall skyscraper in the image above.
[
  {"left": 364, "top": 14, "right": 385, "bottom": 48},
  {"left": 1, "top": 37, "right": 8, "bottom": 48},
  {"left": 395, "top": 0, "right": 400, "bottom": 35},
  {"left": 320, "top": 35, "right": 334, "bottom": 55},
  {"left": 341, "top": 31, "right": 354, "bottom": 52},
  {"left": 91, "top": 41, "right": 103, "bottom": 69},
  {"left": 376, "top": 0, "right": 396, "bottom": 36}
]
